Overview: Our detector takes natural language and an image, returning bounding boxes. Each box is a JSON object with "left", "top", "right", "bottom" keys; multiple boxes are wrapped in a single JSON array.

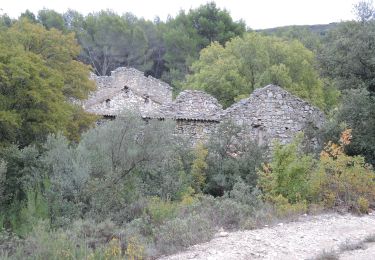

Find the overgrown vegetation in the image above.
[
  {"left": 1, "top": 112, "right": 373, "bottom": 258},
  {"left": 1, "top": 1, "right": 375, "bottom": 259}
]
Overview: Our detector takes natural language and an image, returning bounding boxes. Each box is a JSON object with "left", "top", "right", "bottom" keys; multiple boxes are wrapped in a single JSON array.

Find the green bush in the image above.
[
  {"left": 258, "top": 134, "right": 316, "bottom": 204},
  {"left": 154, "top": 213, "right": 214, "bottom": 254},
  {"left": 12, "top": 188, "right": 49, "bottom": 236},
  {"left": 227, "top": 177, "right": 263, "bottom": 208},
  {"left": 310, "top": 130, "right": 375, "bottom": 211},
  {"left": 205, "top": 120, "right": 264, "bottom": 196},
  {"left": 10, "top": 221, "right": 94, "bottom": 260},
  {"left": 146, "top": 197, "right": 178, "bottom": 225},
  {"left": 0, "top": 145, "right": 48, "bottom": 234},
  {"left": 259, "top": 129, "right": 375, "bottom": 214},
  {"left": 191, "top": 143, "right": 208, "bottom": 193},
  {"left": 271, "top": 194, "right": 308, "bottom": 218}
]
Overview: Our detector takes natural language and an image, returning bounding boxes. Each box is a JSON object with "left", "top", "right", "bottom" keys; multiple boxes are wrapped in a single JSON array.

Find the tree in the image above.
[
  {"left": 184, "top": 33, "right": 329, "bottom": 109},
  {"left": 37, "top": 9, "right": 66, "bottom": 31},
  {"left": 323, "top": 89, "right": 375, "bottom": 166},
  {"left": 317, "top": 1, "right": 375, "bottom": 165},
  {"left": 353, "top": 0, "right": 375, "bottom": 23},
  {"left": 162, "top": 2, "right": 245, "bottom": 91},
  {"left": 0, "top": 145, "right": 46, "bottom": 231},
  {"left": 72, "top": 11, "right": 149, "bottom": 76},
  {"left": 136, "top": 18, "right": 167, "bottom": 78},
  {"left": 0, "top": 20, "right": 96, "bottom": 146},
  {"left": 260, "top": 25, "right": 322, "bottom": 52},
  {"left": 9, "top": 19, "right": 95, "bottom": 99},
  {"left": 20, "top": 10, "right": 37, "bottom": 23},
  {"left": 0, "top": 14, "right": 13, "bottom": 28},
  {"left": 189, "top": 2, "right": 246, "bottom": 46},
  {"left": 318, "top": 21, "right": 375, "bottom": 93}
]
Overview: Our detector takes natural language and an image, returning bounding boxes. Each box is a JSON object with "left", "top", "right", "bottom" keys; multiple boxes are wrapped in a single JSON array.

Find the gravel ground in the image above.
[{"left": 158, "top": 213, "right": 375, "bottom": 260}]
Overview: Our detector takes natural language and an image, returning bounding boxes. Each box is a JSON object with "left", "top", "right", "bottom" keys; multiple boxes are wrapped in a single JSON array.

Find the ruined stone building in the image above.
[
  {"left": 149, "top": 90, "right": 224, "bottom": 142},
  {"left": 83, "top": 67, "right": 325, "bottom": 148},
  {"left": 83, "top": 67, "right": 172, "bottom": 117},
  {"left": 223, "top": 85, "right": 324, "bottom": 147}
]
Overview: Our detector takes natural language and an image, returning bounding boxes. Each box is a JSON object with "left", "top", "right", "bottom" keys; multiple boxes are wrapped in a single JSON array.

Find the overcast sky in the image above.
[{"left": 1, "top": 0, "right": 359, "bottom": 29}]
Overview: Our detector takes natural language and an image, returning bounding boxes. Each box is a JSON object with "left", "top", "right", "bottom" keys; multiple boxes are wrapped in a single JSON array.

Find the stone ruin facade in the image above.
[
  {"left": 223, "top": 85, "right": 324, "bottom": 147},
  {"left": 84, "top": 67, "right": 172, "bottom": 116},
  {"left": 83, "top": 67, "right": 325, "bottom": 148},
  {"left": 151, "top": 90, "right": 224, "bottom": 142}
]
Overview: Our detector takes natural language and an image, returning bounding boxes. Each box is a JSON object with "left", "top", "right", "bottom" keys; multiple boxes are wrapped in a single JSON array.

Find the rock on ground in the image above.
[{"left": 158, "top": 213, "right": 375, "bottom": 260}]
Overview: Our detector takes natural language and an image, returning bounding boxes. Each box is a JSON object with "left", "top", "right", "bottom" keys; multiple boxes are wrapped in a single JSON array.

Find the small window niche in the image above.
[
  {"left": 123, "top": 86, "right": 129, "bottom": 97},
  {"left": 143, "top": 95, "right": 150, "bottom": 104},
  {"left": 105, "top": 98, "right": 111, "bottom": 108},
  {"left": 252, "top": 123, "right": 265, "bottom": 146}
]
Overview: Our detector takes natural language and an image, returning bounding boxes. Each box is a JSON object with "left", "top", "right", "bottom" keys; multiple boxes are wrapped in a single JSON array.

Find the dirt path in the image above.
[{"left": 159, "top": 213, "right": 375, "bottom": 260}]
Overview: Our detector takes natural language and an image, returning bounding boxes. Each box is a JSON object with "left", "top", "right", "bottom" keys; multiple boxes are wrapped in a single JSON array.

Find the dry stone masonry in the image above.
[
  {"left": 84, "top": 67, "right": 325, "bottom": 147},
  {"left": 84, "top": 67, "right": 172, "bottom": 116},
  {"left": 223, "top": 85, "right": 325, "bottom": 148},
  {"left": 153, "top": 90, "right": 224, "bottom": 142}
]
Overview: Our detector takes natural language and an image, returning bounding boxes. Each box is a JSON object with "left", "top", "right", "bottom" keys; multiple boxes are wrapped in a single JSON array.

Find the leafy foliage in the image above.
[
  {"left": 259, "top": 129, "right": 375, "bottom": 214},
  {"left": 2, "top": 3, "right": 375, "bottom": 259},
  {"left": 318, "top": 10, "right": 375, "bottom": 165},
  {"left": 318, "top": 20, "right": 375, "bottom": 93},
  {"left": 0, "top": 145, "right": 47, "bottom": 232},
  {"left": 73, "top": 11, "right": 150, "bottom": 76},
  {"left": 205, "top": 121, "right": 264, "bottom": 196},
  {"left": 0, "top": 19, "right": 96, "bottom": 146},
  {"left": 161, "top": 2, "right": 245, "bottom": 90},
  {"left": 191, "top": 143, "right": 208, "bottom": 193},
  {"left": 258, "top": 134, "right": 316, "bottom": 204},
  {"left": 184, "top": 33, "right": 329, "bottom": 108},
  {"left": 310, "top": 129, "right": 375, "bottom": 212}
]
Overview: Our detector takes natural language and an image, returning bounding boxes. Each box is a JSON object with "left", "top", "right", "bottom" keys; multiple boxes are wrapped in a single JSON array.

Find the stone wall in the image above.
[
  {"left": 222, "top": 85, "right": 325, "bottom": 148},
  {"left": 175, "top": 120, "right": 219, "bottom": 145},
  {"left": 149, "top": 90, "right": 224, "bottom": 121},
  {"left": 86, "top": 88, "right": 160, "bottom": 116},
  {"left": 86, "top": 67, "right": 172, "bottom": 116},
  {"left": 90, "top": 73, "right": 112, "bottom": 89},
  {"left": 85, "top": 68, "right": 325, "bottom": 149},
  {"left": 110, "top": 67, "right": 172, "bottom": 104}
]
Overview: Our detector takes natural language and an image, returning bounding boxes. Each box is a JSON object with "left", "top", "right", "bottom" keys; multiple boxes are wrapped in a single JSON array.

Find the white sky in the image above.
[{"left": 1, "top": 0, "right": 359, "bottom": 29}]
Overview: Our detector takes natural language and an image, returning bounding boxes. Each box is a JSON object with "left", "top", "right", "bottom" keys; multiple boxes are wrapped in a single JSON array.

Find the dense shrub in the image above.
[
  {"left": 154, "top": 213, "right": 213, "bottom": 254},
  {"left": 4, "top": 109, "right": 374, "bottom": 259},
  {"left": 0, "top": 145, "right": 47, "bottom": 233},
  {"left": 310, "top": 129, "right": 375, "bottom": 212},
  {"left": 9, "top": 221, "right": 93, "bottom": 260},
  {"left": 259, "top": 129, "right": 375, "bottom": 215},
  {"left": 205, "top": 120, "right": 265, "bottom": 196},
  {"left": 191, "top": 143, "right": 209, "bottom": 193},
  {"left": 258, "top": 134, "right": 316, "bottom": 204}
]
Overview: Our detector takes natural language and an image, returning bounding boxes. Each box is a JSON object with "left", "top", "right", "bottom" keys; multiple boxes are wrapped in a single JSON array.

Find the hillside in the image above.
[{"left": 258, "top": 23, "right": 338, "bottom": 36}]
